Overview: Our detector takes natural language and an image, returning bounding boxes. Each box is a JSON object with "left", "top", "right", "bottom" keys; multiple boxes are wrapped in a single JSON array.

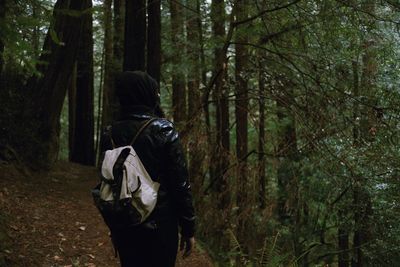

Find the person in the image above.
[{"left": 99, "top": 71, "right": 196, "bottom": 267}]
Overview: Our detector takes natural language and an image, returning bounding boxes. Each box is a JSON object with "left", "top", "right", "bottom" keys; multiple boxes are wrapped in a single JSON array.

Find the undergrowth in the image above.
[{"left": 226, "top": 229, "right": 298, "bottom": 267}]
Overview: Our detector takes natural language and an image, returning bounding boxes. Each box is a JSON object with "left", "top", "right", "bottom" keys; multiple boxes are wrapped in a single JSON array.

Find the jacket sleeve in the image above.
[{"left": 160, "top": 121, "right": 196, "bottom": 238}]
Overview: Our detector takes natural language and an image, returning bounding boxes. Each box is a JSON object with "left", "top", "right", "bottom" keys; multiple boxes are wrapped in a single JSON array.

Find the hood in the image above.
[{"left": 115, "top": 71, "right": 160, "bottom": 111}]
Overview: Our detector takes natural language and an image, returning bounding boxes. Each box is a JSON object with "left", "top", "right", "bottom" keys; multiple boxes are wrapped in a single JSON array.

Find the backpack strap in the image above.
[
  {"left": 110, "top": 136, "right": 117, "bottom": 149},
  {"left": 109, "top": 118, "right": 157, "bottom": 148},
  {"left": 105, "top": 126, "right": 117, "bottom": 149},
  {"left": 129, "top": 118, "right": 157, "bottom": 146}
]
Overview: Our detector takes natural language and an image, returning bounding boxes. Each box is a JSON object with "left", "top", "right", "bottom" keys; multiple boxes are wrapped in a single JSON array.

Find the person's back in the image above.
[{"left": 99, "top": 71, "right": 195, "bottom": 267}]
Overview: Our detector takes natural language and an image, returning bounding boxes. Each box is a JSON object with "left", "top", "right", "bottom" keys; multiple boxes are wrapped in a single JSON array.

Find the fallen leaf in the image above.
[
  {"left": 9, "top": 225, "right": 19, "bottom": 231},
  {"left": 53, "top": 255, "right": 63, "bottom": 261}
]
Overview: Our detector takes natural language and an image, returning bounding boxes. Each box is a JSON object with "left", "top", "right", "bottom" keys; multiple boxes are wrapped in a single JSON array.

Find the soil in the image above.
[{"left": 0, "top": 161, "right": 213, "bottom": 267}]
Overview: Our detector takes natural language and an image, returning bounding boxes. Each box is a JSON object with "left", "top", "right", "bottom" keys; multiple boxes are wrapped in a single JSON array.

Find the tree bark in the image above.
[
  {"left": 0, "top": 0, "right": 6, "bottom": 78},
  {"left": 234, "top": 0, "right": 249, "bottom": 239},
  {"left": 169, "top": 0, "right": 186, "bottom": 127},
  {"left": 101, "top": 0, "right": 115, "bottom": 127},
  {"left": 147, "top": 0, "right": 161, "bottom": 83},
  {"left": 208, "top": 0, "right": 231, "bottom": 259},
  {"left": 258, "top": 63, "right": 266, "bottom": 210},
  {"left": 276, "top": 83, "right": 298, "bottom": 222},
  {"left": 276, "top": 81, "right": 302, "bottom": 263},
  {"left": 198, "top": 0, "right": 214, "bottom": 188},
  {"left": 211, "top": 0, "right": 230, "bottom": 209},
  {"left": 186, "top": 0, "right": 203, "bottom": 196},
  {"left": 124, "top": 0, "right": 146, "bottom": 71},
  {"left": 68, "top": 63, "right": 77, "bottom": 161},
  {"left": 70, "top": 0, "right": 95, "bottom": 166},
  {"left": 113, "top": 0, "right": 125, "bottom": 72},
  {"left": 352, "top": 2, "right": 375, "bottom": 266},
  {"left": 23, "top": 0, "right": 87, "bottom": 168},
  {"left": 338, "top": 217, "right": 349, "bottom": 267},
  {"left": 31, "top": 1, "right": 40, "bottom": 59}
]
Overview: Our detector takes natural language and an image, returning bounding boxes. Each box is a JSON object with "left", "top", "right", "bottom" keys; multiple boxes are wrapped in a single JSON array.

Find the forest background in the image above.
[{"left": 0, "top": 0, "right": 400, "bottom": 266}]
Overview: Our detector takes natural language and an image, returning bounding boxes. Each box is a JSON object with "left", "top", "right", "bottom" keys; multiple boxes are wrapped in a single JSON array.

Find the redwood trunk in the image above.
[
  {"left": 234, "top": 1, "right": 249, "bottom": 237},
  {"left": 258, "top": 65, "right": 266, "bottom": 209},
  {"left": 0, "top": 0, "right": 5, "bottom": 78},
  {"left": 211, "top": 0, "right": 230, "bottom": 209},
  {"left": 23, "top": 0, "right": 86, "bottom": 168},
  {"left": 338, "top": 212, "right": 349, "bottom": 267},
  {"left": 276, "top": 84, "right": 298, "bottom": 221},
  {"left": 70, "top": 0, "right": 95, "bottom": 165},
  {"left": 124, "top": 0, "right": 146, "bottom": 71},
  {"left": 101, "top": 0, "right": 115, "bottom": 127},
  {"left": 68, "top": 63, "right": 77, "bottom": 160},
  {"left": 147, "top": 0, "right": 161, "bottom": 83},
  {"left": 113, "top": 0, "right": 125, "bottom": 72},
  {"left": 352, "top": 2, "right": 375, "bottom": 265},
  {"left": 169, "top": 0, "right": 186, "bottom": 127},
  {"left": 186, "top": 0, "right": 203, "bottom": 196}
]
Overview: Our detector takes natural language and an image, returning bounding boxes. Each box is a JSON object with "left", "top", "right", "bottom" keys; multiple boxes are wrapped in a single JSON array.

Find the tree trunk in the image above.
[
  {"left": 276, "top": 83, "right": 298, "bottom": 222},
  {"left": 101, "top": 0, "right": 115, "bottom": 127},
  {"left": 124, "top": 0, "right": 146, "bottom": 71},
  {"left": 186, "top": 0, "right": 203, "bottom": 196},
  {"left": 234, "top": 0, "right": 249, "bottom": 240},
  {"left": 68, "top": 63, "right": 77, "bottom": 161},
  {"left": 70, "top": 0, "right": 95, "bottom": 166},
  {"left": 199, "top": 0, "right": 214, "bottom": 190},
  {"left": 208, "top": 0, "right": 231, "bottom": 260},
  {"left": 31, "top": 1, "right": 40, "bottom": 59},
  {"left": 113, "top": 0, "right": 125, "bottom": 72},
  {"left": 338, "top": 210, "right": 349, "bottom": 267},
  {"left": 147, "top": 0, "right": 161, "bottom": 83},
  {"left": 0, "top": 0, "right": 6, "bottom": 78},
  {"left": 23, "top": 0, "right": 86, "bottom": 168},
  {"left": 169, "top": 0, "right": 186, "bottom": 128},
  {"left": 211, "top": 0, "right": 230, "bottom": 208},
  {"left": 352, "top": 2, "right": 375, "bottom": 266},
  {"left": 276, "top": 82, "right": 302, "bottom": 262},
  {"left": 258, "top": 64, "right": 266, "bottom": 210}
]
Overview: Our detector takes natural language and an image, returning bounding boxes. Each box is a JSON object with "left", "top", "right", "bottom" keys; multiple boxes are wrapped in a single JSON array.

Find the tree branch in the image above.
[{"left": 233, "top": 0, "right": 302, "bottom": 28}]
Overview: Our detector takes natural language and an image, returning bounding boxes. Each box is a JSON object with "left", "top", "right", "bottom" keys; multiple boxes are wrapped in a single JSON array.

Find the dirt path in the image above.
[{"left": 0, "top": 162, "right": 213, "bottom": 267}]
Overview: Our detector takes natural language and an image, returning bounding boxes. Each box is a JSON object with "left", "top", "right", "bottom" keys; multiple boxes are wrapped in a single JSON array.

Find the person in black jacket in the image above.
[{"left": 99, "top": 71, "right": 196, "bottom": 267}]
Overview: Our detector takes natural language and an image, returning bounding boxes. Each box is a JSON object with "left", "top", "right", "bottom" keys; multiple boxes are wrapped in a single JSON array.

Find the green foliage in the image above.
[
  {"left": 1, "top": 0, "right": 54, "bottom": 75},
  {"left": 225, "top": 229, "right": 301, "bottom": 267},
  {"left": 2, "top": 0, "right": 400, "bottom": 265}
]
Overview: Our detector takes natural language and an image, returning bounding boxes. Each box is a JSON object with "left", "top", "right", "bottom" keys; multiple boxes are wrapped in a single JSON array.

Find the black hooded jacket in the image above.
[{"left": 99, "top": 71, "right": 195, "bottom": 237}]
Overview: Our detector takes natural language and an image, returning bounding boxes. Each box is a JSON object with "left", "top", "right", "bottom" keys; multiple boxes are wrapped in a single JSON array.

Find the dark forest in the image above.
[{"left": 0, "top": 0, "right": 400, "bottom": 266}]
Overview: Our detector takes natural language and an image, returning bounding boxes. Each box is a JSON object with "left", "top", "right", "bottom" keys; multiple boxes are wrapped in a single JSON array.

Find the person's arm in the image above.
[{"left": 161, "top": 121, "right": 196, "bottom": 238}]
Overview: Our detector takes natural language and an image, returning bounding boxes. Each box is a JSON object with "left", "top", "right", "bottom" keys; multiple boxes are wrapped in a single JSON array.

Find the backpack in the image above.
[{"left": 92, "top": 118, "right": 160, "bottom": 230}]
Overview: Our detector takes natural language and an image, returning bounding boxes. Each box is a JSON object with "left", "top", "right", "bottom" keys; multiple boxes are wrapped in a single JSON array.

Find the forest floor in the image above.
[{"left": 0, "top": 161, "right": 214, "bottom": 267}]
